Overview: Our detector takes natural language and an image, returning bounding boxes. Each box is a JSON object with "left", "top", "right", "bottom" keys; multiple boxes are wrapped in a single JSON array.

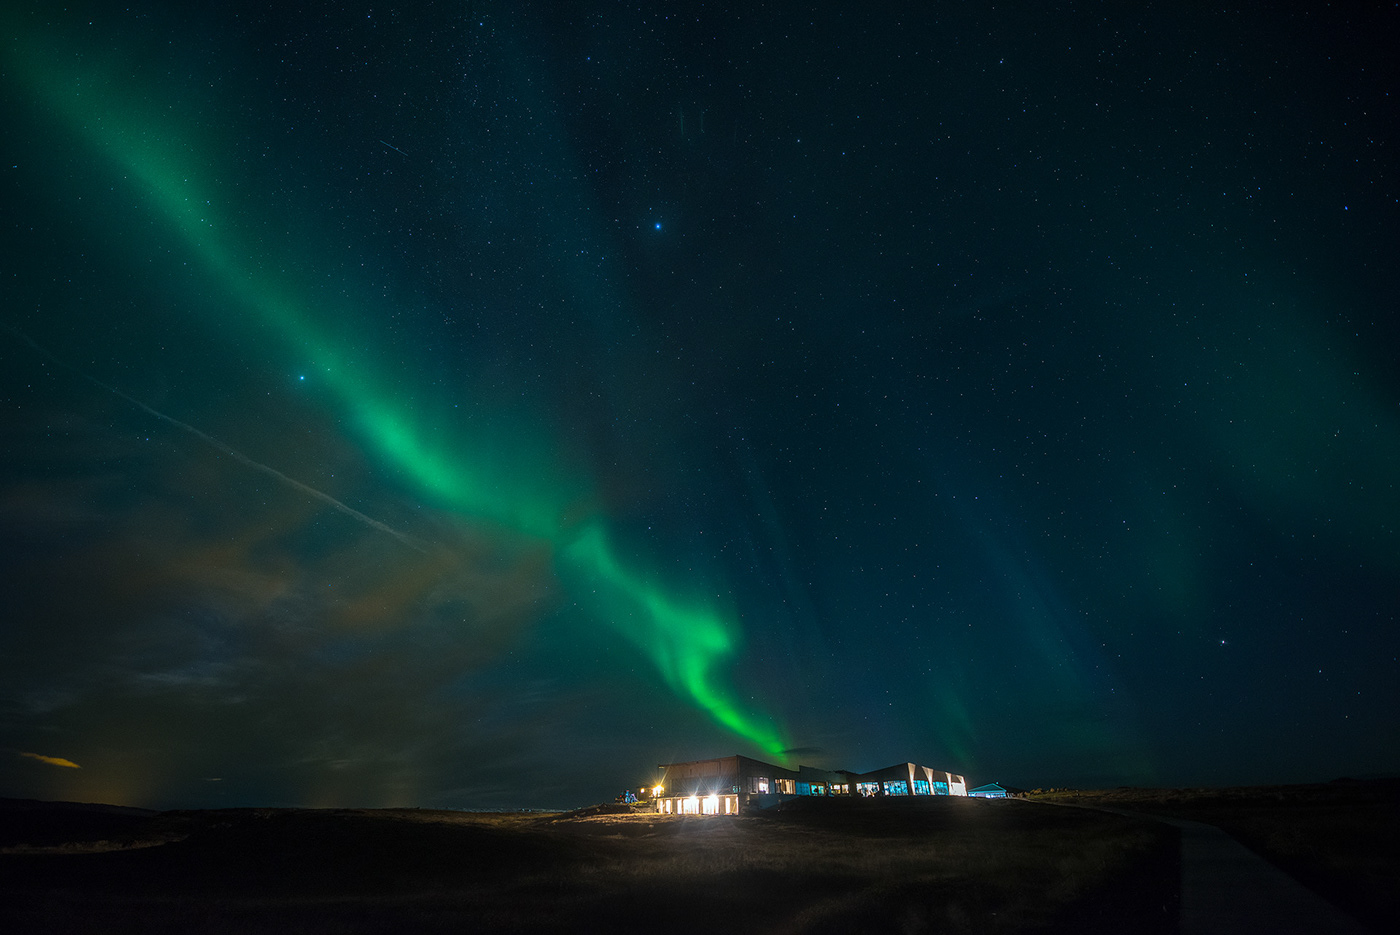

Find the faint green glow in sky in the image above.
[{"left": 6, "top": 25, "right": 787, "bottom": 757}]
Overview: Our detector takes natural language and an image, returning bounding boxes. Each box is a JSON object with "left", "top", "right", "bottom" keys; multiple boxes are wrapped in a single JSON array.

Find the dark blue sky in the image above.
[{"left": 2, "top": 1, "right": 1397, "bottom": 809}]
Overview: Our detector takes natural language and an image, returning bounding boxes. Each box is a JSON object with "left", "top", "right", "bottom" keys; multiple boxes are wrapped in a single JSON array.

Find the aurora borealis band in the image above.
[
  {"left": 2, "top": 2, "right": 1398, "bottom": 809},
  {"left": 2, "top": 2, "right": 788, "bottom": 766}
]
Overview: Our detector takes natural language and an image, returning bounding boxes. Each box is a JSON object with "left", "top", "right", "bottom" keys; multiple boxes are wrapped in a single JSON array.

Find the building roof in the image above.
[{"left": 656, "top": 755, "right": 965, "bottom": 786}]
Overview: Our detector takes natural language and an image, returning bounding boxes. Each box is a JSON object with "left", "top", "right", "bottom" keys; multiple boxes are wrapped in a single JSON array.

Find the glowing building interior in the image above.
[{"left": 650, "top": 755, "right": 968, "bottom": 815}]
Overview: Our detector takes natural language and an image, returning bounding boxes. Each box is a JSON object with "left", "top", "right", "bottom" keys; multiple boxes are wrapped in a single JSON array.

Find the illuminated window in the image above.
[
  {"left": 702, "top": 794, "right": 720, "bottom": 815},
  {"left": 777, "top": 779, "right": 796, "bottom": 794},
  {"left": 912, "top": 780, "right": 931, "bottom": 795},
  {"left": 748, "top": 776, "right": 770, "bottom": 794},
  {"left": 883, "top": 780, "right": 909, "bottom": 796},
  {"left": 683, "top": 796, "right": 699, "bottom": 814},
  {"left": 932, "top": 781, "right": 948, "bottom": 795},
  {"left": 856, "top": 782, "right": 879, "bottom": 796},
  {"left": 811, "top": 783, "right": 826, "bottom": 796}
]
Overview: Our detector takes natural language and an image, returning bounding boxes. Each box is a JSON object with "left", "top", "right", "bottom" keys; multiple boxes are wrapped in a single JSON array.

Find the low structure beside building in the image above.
[
  {"left": 968, "top": 782, "right": 1009, "bottom": 798},
  {"left": 651, "top": 754, "right": 967, "bottom": 815}
]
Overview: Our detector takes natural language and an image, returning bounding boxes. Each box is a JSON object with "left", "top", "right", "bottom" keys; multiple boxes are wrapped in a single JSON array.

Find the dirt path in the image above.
[
  {"left": 1161, "top": 815, "right": 1372, "bottom": 935},
  {"left": 1031, "top": 798, "right": 1373, "bottom": 934}
]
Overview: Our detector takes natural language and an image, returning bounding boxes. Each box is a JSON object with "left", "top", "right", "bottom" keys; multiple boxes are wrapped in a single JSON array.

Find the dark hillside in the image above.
[{"left": 0, "top": 796, "right": 1174, "bottom": 934}]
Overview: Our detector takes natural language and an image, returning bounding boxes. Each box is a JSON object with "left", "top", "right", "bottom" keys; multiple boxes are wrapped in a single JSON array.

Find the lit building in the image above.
[
  {"left": 650, "top": 755, "right": 967, "bottom": 814},
  {"left": 968, "top": 782, "right": 1009, "bottom": 798},
  {"left": 854, "top": 762, "right": 968, "bottom": 798}
]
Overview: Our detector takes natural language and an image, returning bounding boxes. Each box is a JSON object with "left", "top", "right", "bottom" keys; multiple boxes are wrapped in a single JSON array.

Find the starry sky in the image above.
[{"left": 1, "top": 1, "right": 1397, "bottom": 810}]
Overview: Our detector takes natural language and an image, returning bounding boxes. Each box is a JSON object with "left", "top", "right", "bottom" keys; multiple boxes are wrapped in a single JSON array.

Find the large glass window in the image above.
[
  {"left": 748, "top": 776, "right": 770, "bottom": 794},
  {"left": 912, "top": 780, "right": 931, "bottom": 795},
  {"left": 883, "top": 780, "right": 910, "bottom": 796},
  {"left": 932, "top": 782, "right": 949, "bottom": 795},
  {"left": 856, "top": 782, "right": 880, "bottom": 796}
]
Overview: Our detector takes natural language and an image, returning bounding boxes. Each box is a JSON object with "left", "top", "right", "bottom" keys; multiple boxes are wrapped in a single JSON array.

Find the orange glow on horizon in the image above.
[{"left": 19, "top": 751, "right": 81, "bottom": 769}]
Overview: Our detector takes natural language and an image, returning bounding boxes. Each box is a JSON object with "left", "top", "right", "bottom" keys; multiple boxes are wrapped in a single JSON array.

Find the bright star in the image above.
[{"left": 654, "top": 222, "right": 662, "bottom": 230}]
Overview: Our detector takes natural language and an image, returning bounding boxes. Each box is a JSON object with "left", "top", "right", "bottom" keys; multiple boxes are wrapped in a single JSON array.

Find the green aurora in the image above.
[{"left": 5, "top": 21, "right": 790, "bottom": 762}]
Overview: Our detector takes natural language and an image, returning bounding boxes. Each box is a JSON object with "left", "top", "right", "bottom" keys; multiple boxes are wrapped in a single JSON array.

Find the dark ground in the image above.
[
  {"left": 1028, "top": 778, "right": 1400, "bottom": 934},
  {"left": 1, "top": 794, "right": 1175, "bottom": 934}
]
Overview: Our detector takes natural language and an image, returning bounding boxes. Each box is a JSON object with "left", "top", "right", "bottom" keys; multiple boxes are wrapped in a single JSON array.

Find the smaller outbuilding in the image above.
[{"left": 968, "top": 782, "right": 1009, "bottom": 798}]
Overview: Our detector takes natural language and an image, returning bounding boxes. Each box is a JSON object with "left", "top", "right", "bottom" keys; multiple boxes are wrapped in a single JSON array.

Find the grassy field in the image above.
[
  {"left": 0, "top": 795, "right": 1176, "bottom": 934},
  {"left": 1027, "top": 778, "right": 1400, "bottom": 934}
]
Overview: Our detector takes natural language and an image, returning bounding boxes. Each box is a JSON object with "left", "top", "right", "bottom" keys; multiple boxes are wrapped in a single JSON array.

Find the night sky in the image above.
[{"left": 2, "top": 2, "right": 1397, "bottom": 810}]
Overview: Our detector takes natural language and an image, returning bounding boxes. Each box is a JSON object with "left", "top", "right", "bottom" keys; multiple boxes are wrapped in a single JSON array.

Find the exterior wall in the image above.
[
  {"left": 653, "top": 755, "right": 799, "bottom": 813},
  {"left": 655, "top": 792, "right": 740, "bottom": 815},
  {"left": 661, "top": 755, "right": 741, "bottom": 795},
  {"left": 846, "top": 763, "right": 968, "bottom": 797}
]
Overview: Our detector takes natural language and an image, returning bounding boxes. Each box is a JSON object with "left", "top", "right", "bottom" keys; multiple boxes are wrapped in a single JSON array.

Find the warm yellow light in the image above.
[{"left": 652, "top": 785, "right": 664, "bottom": 797}]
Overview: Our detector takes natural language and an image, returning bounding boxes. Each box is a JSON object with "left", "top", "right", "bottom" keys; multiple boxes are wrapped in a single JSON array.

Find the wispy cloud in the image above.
[
  {"left": 1, "top": 324, "right": 429, "bottom": 554},
  {"left": 19, "top": 751, "right": 81, "bottom": 769}
]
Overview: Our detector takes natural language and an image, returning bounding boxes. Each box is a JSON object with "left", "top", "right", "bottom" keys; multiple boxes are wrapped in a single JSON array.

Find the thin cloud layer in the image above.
[{"left": 19, "top": 752, "right": 81, "bottom": 769}]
